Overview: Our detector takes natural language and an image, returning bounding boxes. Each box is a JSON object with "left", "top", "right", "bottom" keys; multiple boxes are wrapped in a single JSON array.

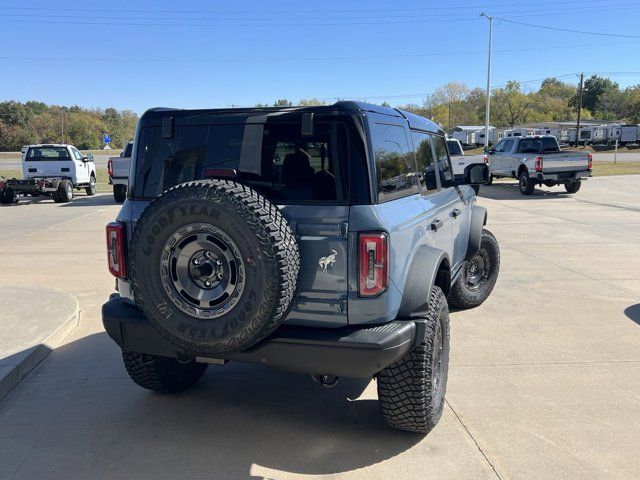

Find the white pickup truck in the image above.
[
  {"left": 0, "top": 144, "right": 96, "bottom": 204},
  {"left": 446, "top": 138, "right": 489, "bottom": 194},
  {"left": 108, "top": 141, "right": 133, "bottom": 202},
  {"left": 487, "top": 136, "right": 592, "bottom": 195}
]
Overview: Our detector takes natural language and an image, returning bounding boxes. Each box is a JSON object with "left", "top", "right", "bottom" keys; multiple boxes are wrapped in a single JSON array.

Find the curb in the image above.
[{"left": 0, "top": 295, "right": 79, "bottom": 401}]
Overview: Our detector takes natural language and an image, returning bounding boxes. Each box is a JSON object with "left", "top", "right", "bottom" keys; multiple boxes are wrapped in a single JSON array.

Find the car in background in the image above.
[
  {"left": 487, "top": 135, "right": 591, "bottom": 195},
  {"left": 0, "top": 144, "right": 96, "bottom": 204},
  {"left": 108, "top": 141, "right": 133, "bottom": 202}
]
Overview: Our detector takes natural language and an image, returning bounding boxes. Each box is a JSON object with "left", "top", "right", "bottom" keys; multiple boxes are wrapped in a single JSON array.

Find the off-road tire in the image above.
[
  {"left": 113, "top": 184, "right": 127, "bottom": 203},
  {"left": 129, "top": 179, "right": 300, "bottom": 356},
  {"left": 86, "top": 175, "right": 97, "bottom": 196},
  {"left": 377, "top": 286, "right": 450, "bottom": 434},
  {"left": 122, "top": 351, "right": 207, "bottom": 393},
  {"left": 518, "top": 171, "right": 535, "bottom": 195},
  {"left": 54, "top": 179, "right": 73, "bottom": 203},
  {"left": 564, "top": 180, "right": 581, "bottom": 194},
  {"left": 448, "top": 229, "right": 500, "bottom": 309}
]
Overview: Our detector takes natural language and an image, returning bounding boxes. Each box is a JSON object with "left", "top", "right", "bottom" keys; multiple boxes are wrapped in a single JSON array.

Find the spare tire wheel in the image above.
[{"left": 129, "top": 180, "right": 300, "bottom": 356}]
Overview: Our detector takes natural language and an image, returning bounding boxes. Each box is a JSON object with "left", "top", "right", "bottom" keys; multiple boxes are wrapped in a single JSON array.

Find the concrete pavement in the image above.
[
  {"left": 0, "top": 286, "right": 79, "bottom": 400},
  {"left": 0, "top": 180, "right": 639, "bottom": 479}
]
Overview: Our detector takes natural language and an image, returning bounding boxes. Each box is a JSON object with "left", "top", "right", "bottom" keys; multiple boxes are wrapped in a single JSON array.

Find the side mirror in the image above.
[
  {"left": 81, "top": 157, "right": 89, "bottom": 163},
  {"left": 466, "top": 164, "right": 489, "bottom": 184}
]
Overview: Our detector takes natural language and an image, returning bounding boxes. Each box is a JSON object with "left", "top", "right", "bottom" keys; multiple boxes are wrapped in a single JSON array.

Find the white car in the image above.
[
  {"left": 446, "top": 138, "right": 489, "bottom": 194},
  {"left": 0, "top": 144, "right": 97, "bottom": 204}
]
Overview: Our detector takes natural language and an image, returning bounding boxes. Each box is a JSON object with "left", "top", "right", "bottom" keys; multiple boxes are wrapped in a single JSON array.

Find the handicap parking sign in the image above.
[{"left": 103, "top": 134, "right": 111, "bottom": 144}]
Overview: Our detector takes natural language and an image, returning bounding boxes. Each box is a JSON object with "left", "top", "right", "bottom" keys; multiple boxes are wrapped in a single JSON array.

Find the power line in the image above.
[{"left": 498, "top": 18, "right": 640, "bottom": 39}]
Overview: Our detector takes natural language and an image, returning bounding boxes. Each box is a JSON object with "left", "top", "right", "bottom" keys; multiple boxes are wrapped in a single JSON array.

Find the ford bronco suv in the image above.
[{"left": 102, "top": 102, "right": 500, "bottom": 434}]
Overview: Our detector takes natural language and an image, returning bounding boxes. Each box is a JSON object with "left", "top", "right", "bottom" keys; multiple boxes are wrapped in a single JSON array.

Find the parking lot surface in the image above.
[{"left": 0, "top": 178, "right": 639, "bottom": 479}]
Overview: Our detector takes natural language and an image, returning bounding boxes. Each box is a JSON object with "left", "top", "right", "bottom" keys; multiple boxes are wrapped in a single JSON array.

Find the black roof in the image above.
[{"left": 142, "top": 101, "right": 443, "bottom": 134}]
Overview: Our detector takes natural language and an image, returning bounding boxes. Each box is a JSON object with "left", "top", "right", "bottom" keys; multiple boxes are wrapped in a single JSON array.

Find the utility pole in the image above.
[
  {"left": 480, "top": 13, "right": 493, "bottom": 152},
  {"left": 575, "top": 73, "right": 584, "bottom": 148},
  {"left": 61, "top": 111, "right": 65, "bottom": 144},
  {"left": 448, "top": 96, "right": 452, "bottom": 132}
]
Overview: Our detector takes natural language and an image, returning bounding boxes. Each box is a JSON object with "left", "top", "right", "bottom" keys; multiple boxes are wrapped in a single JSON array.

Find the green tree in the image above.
[
  {"left": 571, "top": 75, "right": 619, "bottom": 114},
  {"left": 491, "top": 81, "right": 532, "bottom": 127}
]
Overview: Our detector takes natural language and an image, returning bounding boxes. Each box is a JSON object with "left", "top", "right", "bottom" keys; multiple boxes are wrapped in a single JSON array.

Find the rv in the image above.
[
  {"left": 607, "top": 124, "right": 621, "bottom": 144},
  {"left": 592, "top": 125, "right": 609, "bottom": 145},
  {"left": 538, "top": 126, "right": 559, "bottom": 138},
  {"left": 504, "top": 127, "right": 541, "bottom": 138},
  {"left": 474, "top": 128, "right": 495, "bottom": 147},
  {"left": 578, "top": 126, "right": 595, "bottom": 144},
  {"left": 620, "top": 124, "right": 639, "bottom": 145}
]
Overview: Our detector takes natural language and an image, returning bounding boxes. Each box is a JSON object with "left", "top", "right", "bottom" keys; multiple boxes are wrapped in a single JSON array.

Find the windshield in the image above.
[
  {"left": 446, "top": 140, "right": 463, "bottom": 156},
  {"left": 26, "top": 146, "right": 70, "bottom": 161},
  {"left": 134, "top": 122, "right": 348, "bottom": 203},
  {"left": 516, "top": 137, "right": 560, "bottom": 154}
]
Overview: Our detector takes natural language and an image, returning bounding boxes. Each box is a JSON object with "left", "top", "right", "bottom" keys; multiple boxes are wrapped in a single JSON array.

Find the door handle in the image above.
[
  {"left": 451, "top": 208, "right": 461, "bottom": 218},
  {"left": 430, "top": 219, "right": 443, "bottom": 231}
]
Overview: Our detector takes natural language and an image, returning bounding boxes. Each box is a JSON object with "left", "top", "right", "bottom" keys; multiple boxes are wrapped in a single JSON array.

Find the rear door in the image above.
[{"left": 411, "top": 130, "right": 454, "bottom": 262}]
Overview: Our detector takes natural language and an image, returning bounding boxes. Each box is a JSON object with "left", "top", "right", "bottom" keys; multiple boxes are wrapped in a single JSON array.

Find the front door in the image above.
[{"left": 71, "top": 147, "right": 90, "bottom": 183}]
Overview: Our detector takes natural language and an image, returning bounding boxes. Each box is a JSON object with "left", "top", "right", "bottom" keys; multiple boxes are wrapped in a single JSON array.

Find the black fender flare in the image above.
[
  {"left": 465, "top": 205, "right": 487, "bottom": 261},
  {"left": 397, "top": 246, "right": 450, "bottom": 318}
]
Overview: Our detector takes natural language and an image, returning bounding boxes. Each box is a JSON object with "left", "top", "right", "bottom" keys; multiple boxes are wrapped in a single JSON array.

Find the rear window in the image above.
[
  {"left": 372, "top": 123, "right": 419, "bottom": 202},
  {"left": 26, "top": 147, "right": 70, "bottom": 161},
  {"left": 134, "top": 122, "right": 348, "bottom": 203},
  {"left": 446, "top": 140, "right": 463, "bottom": 156},
  {"left": 516, "top": 137, "right": 560, "bottom": 154},
  {"left": 123, "top": 142, "right": 133, "bottom": 157}
]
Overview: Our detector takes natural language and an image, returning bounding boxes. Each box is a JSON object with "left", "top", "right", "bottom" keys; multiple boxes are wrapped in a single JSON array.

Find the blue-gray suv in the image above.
[{"left": 102, "top": 102, "right": 500, "bottom": 434}]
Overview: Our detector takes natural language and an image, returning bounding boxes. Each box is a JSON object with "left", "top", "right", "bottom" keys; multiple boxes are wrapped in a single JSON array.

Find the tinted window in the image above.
[
  {"left": 433, "top": 135, "right": 453, "bottom": 186},
  {"left": 123, "top": 142, "right": 133, "bottom": 157},
  {"left": 493, "top": 139, "right": 506, "bottom": 152},
  {"left": 412, "top": 131, "right": 438, "bottom": 193},
  {"left": 26, "top": 147, "right": 70, "bottom": 161},
  {"left": 516, "top": 137, "right": 560, "bottom": 154},
  {"left": 446, "top": 139, "right": 463, "bottom": 156},
  {"left": 134, "top": 122, "right": 348, "bottom": 203},
  {"left": 372, "top": 123, "right": 419, "bottom": 202}
]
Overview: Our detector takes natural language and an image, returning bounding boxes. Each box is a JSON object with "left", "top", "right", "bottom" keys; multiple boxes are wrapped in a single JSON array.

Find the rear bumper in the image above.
[
  {"left": 536, "top": 170, "right": 591, "bottom": 182},
  {"left": 102, "top": 295, "right": 420, "bottom": 378}
]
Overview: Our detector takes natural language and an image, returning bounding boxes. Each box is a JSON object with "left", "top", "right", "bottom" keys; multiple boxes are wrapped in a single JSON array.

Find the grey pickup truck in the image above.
[{"left": 487, "top": 135, "right": 592, "bottom": 195}]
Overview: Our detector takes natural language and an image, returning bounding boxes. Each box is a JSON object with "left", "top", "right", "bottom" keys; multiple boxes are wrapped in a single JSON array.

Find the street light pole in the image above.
[
  {"left": 480, "top": 13, "right": 493, "bottom": 152},
  {"left": 575, "top": 73, "right": 584, "bottom": 148}
]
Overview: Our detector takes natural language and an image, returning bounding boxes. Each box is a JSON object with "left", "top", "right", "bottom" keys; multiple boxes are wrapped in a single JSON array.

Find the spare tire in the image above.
[{"left": 129, "top": 180, "right": 300, "bottom": 356}]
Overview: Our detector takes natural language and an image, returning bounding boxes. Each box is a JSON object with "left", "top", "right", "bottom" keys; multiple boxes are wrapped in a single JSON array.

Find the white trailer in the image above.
[
  {"left": 559, "top": 128, "right": 577, "bottom": 145},
  {"left": 607, "top": 124, "right": 621, "bottom": 144},
  {"left": 538, "top": 126, "right": 559, "bottom": 138},
  {"left": 620, "top": 124, "right": 639, "bottom": 145},
  {"left": 474, "top": 129, "right": 495, "bottom": 147},
  {"left": 451, "top": 130, "right": 469, "bottom": 145},
  {"left": 578, "top": 126, "right": 595, "bottom": 144},
  {"left": 504, "top": 127, "right": 540, "bottom": 138},
  {"left": 592, "top": 126, "right": 609, "bottom": 145}
]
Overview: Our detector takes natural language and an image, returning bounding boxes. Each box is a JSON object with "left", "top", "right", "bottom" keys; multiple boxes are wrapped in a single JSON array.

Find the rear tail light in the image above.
[
  {"left": 535, "top": 156, "right": 543, "bottom": 172},
  {"left": 106, "top": 222, "right": 126, "bottom": 278},
  {"left": 359, "top": 232, "right": 388, "bottom": 297},
  {"left": 588, "top": 153, "right": 593, "bottom": 170},
  {"left": 483, "top": 154, "right": 489, "bottom": 165},
  {"left": 107, "top": 159, "right": 113, "bottom": 177}
]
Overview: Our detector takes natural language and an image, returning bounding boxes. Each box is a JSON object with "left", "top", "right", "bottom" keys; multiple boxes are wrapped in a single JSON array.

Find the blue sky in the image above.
[{"left": 1, "top": 0, "right": 639, "bottom": 113}]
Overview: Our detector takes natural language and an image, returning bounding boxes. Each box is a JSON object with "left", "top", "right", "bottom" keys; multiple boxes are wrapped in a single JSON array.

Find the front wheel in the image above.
[
  {"left": 518, "top": 171, "right": 535, "bottom": 195},
  {"left": 377, "top": 286, "right": 450, "bottom": 434},
  {"left": 564, "top": 180, "right": 581, "bottom": 194},
  {"left": 122, "top": 351, "right": 208, "bottom": 393},
  {"left": 448, "top": 229, "right": 500, "bottom": 310}
]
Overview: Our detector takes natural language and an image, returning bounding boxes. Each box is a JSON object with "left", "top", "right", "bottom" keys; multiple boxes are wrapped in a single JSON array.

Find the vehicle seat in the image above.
[{"left": 281, "top": 152, "right": 314, "bottom": 201}]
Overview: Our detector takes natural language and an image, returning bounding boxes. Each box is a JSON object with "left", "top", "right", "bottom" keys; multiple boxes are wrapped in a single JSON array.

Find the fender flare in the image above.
[
  {"left": 397, "top": 246, "right": 450, "bottom": 318},
  {"left": 466, "top": 205, "right": 487, "bottom": 261}
]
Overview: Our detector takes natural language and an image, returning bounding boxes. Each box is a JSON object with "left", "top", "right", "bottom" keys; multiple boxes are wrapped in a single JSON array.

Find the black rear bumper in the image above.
[{"left": 102, "top": 295, "right": 420, "bottom": 378}]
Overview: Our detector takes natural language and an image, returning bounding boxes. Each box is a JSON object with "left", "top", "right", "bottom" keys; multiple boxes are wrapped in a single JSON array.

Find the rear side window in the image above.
[
  {"left": 446, "top": 140, "right": 463, "bottom": 156},
  {"left": 123, "top": 142, "right": 133, "bottom": 157},
  {"left": 134, "top": 122, "right": 348, "bottom": 203},
  {"left": 412, "top": 131, "right": 438, "bottom": 193},
  {"left": 433, "top": 135, "right": 453, "bottom": 185},
  {"left": 26, "top": 147, "right": 70, "bottom": 161},
  {"left": 372, "top": 123, "right": 419, "bottom": 202}
]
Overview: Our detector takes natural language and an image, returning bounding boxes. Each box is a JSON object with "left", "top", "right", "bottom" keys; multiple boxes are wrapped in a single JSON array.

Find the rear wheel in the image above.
[
  {"left": 54, "top": 180, "right": 73, "bottom": 203},
  {"left": 377, "top": 286, "right": 450, "bottom": 434},
  {"left": 122, "top": 351, "right": 207, "bottom": 393},
  {"left": 518, "top": 171, "right": 535, "bottom": 195},
  {"left": 485, "top": 174, "right": 494, "bottom": 186},
  {"left": 564, "top": 180, "right": 581, "bottom": 194},
  {"left": 0, "top": 188, "right": 18, "bottom": 204},
  {"left": 113, "top": 184, "right": 127, "bottom": 203},
  {"left": 85, "top": 175, "right": 96, "bottom": 196},
  {"left": 448, "top": 229, "right": 500, "bottom": 309}
]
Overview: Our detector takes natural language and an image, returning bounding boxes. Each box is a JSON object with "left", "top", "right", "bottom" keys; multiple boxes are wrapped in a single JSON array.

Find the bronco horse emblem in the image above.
[{"left": 318, "top": 250, "right": 338, "bottom": 272}]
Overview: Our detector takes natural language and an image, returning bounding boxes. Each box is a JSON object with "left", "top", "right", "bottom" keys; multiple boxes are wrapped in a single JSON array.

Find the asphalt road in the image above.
[{"left": 1, "top": 179, "right": 639, "bottom": 479}]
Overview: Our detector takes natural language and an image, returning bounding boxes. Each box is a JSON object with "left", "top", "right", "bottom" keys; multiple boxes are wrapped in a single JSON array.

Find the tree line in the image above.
[
  {"left": 0, "top": 101, "right": 138, "bottom": 151},
  {"left": 1, "top": 76, "right": 638, "bottom": 151},
  {"left": 260, "top": 76, "right": 640, "bottom": 130}
]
